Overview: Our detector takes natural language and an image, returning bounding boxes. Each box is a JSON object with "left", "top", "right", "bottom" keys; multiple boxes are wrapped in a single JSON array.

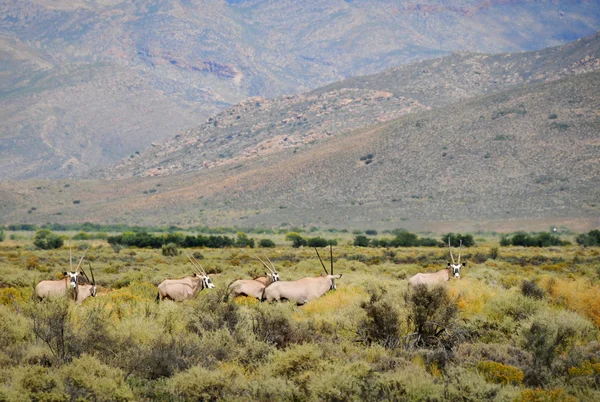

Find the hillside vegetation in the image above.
[
  {"left": 103, "top": 32, "right": 600, "bottom": 179},
  {"left": 2, "top": 1, "right": 600, "bottom": 178},
  {"left": 0, "top": 237, "right": 599, "bottom": 400},
  {"left": 1, "top": 69, "right": 598, "bottom": 231}
]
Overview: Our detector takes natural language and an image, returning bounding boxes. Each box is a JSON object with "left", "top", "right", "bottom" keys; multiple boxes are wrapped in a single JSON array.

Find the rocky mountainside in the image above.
[
  {"left": 2, "top": 70, "right": 598, "bottom": 231},
  {"left": 103, "top": 31, "right": 600, "bottom": 178},
  {"left": 2, "top": 0, "right": 600, "bottom": 179}
]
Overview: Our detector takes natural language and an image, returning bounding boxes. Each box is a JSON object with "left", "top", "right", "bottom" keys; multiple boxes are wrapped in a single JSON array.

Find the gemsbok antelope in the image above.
[
  {"left": 156, "top": 252, "right": 215, "bottom": 301},
  {"left": 408, "top": 238, "right": 466, "bottom": 287},
  {"left": 35, "top": 247, "right": 90, "bottom": 301},
  {"left": 227, "top": 254, "right": 280, "bottom": 300},
  {"left": 262, "top": 246, "right": 342, "bottom": 305},
  {"left": 75, "top": 262, "right": 97, "bottom": 304}
]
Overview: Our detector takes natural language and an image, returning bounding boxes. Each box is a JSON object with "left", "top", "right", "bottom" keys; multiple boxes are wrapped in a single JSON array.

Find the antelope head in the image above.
[
  {"left": 256, "top": 254, "right": 280, "bottom": 283},
  {"left": 446, "top": 238, "right": 466, "bottom": 279},
  {"left": 185, "top": 252, "right": 215, "bottom": 289},
  {"left": 64, "top": 246, "right": 90, "bottom": 288},
  {"left": 315, "top": 245, "right": 341, "bottom": 290},
  {"left": 80, "top": 261, "right": 97, "bottom": 298}
]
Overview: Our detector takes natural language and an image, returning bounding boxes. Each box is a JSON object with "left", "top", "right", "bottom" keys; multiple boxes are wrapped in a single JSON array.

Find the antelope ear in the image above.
[
  {"left": 446, "top": 262, "right": 450, "bottom": 267},
  {"left": 63, "top": 271, "right": 68, "bottom": 276},
  {"left": 193, "top": 273, "right": 197, "bottom": 277},
  {"left": 462, "top": 262, "right": 466, "bottom": 267}
]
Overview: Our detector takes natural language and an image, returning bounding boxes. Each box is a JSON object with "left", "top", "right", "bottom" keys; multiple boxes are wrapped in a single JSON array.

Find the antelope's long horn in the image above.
[
  {"left": 458, "top": 240, "right": 462, "bottom": 265},
  {"left": 184, "top": 251, "right": 202, "bottom": 274},
  {"left": 192, "top": 256, "right": 207, "bottom": 276},
  {"left": 448, "top": 237, "right": 456, "bottom": 264},
  {"left": 256, "top": 256, "right": 274, "bottom": 274},
  {"left": 330, "top": 244, "right": 333, "bottom": 275},
  {"left": 263, "top": 254, "right": 276, "bottom": 272},
  {"left": 75, "top": 247, "right": 90, "bottom": 273},
  {"left": 70, "top": 246, "right": 73, "bottom": 271},
  {"left": 79, "top": 264, "right": 91, "bottom": 284},
  {"left": 186, "top": 252, "right": 207, "bottom": 276},
  {"left": 89, "top": 262, "right": 95, "bottom": 286},
  {"left": 314, "top": 247, "right": 329, "bottom": 275}
]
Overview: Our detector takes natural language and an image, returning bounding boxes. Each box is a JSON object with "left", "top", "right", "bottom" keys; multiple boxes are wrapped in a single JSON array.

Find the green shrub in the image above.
[
  {"left": 33, "top": 229, "right": 64, "bottom": 250},
  {"left": 307, "top": 237, "right": 328, "bottom": 247},
  {"left": 72, "top": 231, "right": 91, "bottom": 240},
  {"left": 169, "top": 364, "right": 247, "bottom": 401},
  {"left": 259, "top": 239, "right": 276, "bottom": 248},
  {"left": 0, "top": 229, "right": 4, "bottom": 242},
  {"left": 28, "top": 298, "right": 73, "bottom": 364},
  {"left": 576, "top": 230, "right": 600, "bottom": 246},
  {"left": 521, "top": 310, "right": 594, "bottom": 386},
  {"left": 60, "top": 355, "right": 134, "bottom": 401},
  {"left": 235, "top": 232, "right": 255, "bottom": 248},
  {"left": 477, "top": 360, "right": 525, "bottom": 385},
  {"left": 405, "top": 284, "right": 459, "bottom": 349},
  {"left": 358, "top": 287, "right": 401, "bottom": 348},
  {"left": 354, "top": 235, "right": 370, "bottom": 247},
  {"left": 161, "top": 243, "right": 179, "bottom": 257},
  {"left": 443, "top": 233, "right": 475, "bottom": 247},
  {"left": 521, "top": 280, "right": 544, "bottom": 300}
]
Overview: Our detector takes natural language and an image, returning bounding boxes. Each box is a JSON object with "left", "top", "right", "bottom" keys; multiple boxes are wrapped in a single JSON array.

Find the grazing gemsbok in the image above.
[
  {"left": 156, "top": 252, "right": 215, "bottom": 301},
  {"left": 227, "top": 255, "right": 281, "bottom": 300},
  {"left": 262, "top": 246, "right": 342, "bottom": 305},
  {"left": 76, "top": 262, "right": 97, "bottom": 304},
  {"left": 35, "top": 247, "right": 89, "bottom": 301},
  {"left": 408, "top": 238, "right": 466, "bottom": 287}
]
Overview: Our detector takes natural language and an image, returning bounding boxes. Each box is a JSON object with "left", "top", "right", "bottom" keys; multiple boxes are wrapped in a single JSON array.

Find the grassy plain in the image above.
[{"left": 0, "top": 233, "right": 599, "bottom": 401}]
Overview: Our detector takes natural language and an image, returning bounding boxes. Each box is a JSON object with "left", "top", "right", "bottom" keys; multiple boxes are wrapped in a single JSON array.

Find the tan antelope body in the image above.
[
  {"left": 228, "top": 255, "right": 280, "bottom": 300},
  {"left": 36, "top": 277, "right": 77, "bottom": 300},
  {"left": 35, "top": 247, "right": 91, "bottom": 302},
  {"left": 262, "top": 246, "right": 341, "bottom": 305},
  {"left": 262, "top": 275, "right": 341, "bottom": 305},
  {"left": 408, "top": 269, "right": 451, "bottom": 287},
  {"left": 408, "top": 238, "right": 466, "bottom": 287},
  {"left": 157, "top": 252, "right": 214, "bottom": 302}
]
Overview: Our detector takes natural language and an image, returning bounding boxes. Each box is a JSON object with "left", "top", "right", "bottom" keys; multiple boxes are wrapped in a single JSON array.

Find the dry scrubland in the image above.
[{"left": 1, "top": 235, "right": 600, "bottom": 401}]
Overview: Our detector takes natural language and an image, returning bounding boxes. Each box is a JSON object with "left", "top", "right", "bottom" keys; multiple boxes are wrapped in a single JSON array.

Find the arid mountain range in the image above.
[
  {"left": 103, "top": 31, "right": 600, "bottom": 179},
  {"left": 1, "top": 33, "right": 599, "bottom": 231},
  {"left": 2, "top": 0, "right": 600, "bottom": 179}
]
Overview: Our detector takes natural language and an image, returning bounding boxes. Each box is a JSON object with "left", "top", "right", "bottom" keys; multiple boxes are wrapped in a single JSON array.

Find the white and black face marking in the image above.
[
  {"left": 330, "top": 278, "right": 337, "bottom": 291},
  {"left": 447, "top": 263, "right": 461, "bottom": 279},
  {"left": 268, "top": 272, "right": 280, "bottom": 282},
  {"left": 203, "top": 275, "right": 215, "bottom": 289},
  {"left": 66, "top": 271, "right": 80, "bottom": 288},
  {"left": 91, "top": 286, "right": 97, "bottom": 297}
]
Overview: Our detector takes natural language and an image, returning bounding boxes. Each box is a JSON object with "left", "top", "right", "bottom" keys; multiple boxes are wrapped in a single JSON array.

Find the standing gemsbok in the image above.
[
  {"left": 227, "top": 254, "right": 280, "bottom": 300},
  {"left": 262, "top": 246, "right": 342, "bottom": 305},
  {"left": 156, "top": 252, "right": 215, "bottom": 302},
  {"left": 408, "top": 238, "right": 466, "bottom": 287},
  {"left": 35, "top": 247, "right": 90, "bottom": 301},
  {"left": 75, "top": 262, "right": 98, "bottom": 304}
]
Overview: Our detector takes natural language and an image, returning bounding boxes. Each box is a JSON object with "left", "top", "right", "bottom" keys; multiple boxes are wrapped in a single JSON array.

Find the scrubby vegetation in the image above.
[
  {"left": 500, "top": 232, "right": 569, "bottom": 247},
  {"left": 0, "top": 231, "right": 598, "bottom": 400}
]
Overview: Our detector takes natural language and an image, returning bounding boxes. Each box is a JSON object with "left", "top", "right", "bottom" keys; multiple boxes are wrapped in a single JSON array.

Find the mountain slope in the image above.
[
  {"left": 2, "top": 0, "right": 600, "bottom": 179},
  {"left": 104, "top": 32, "right": 600, "bottom": 179},
  {"left": 2, "top": 70, "right": 598, "bottom": 230}
]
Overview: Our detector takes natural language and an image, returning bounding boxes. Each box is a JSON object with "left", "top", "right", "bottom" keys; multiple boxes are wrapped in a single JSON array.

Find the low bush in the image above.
[
  {"left": 576, "top": 230, "right": 600, "bottom": 247},
  {"left": 357, "top": 287, "right": 401, "bottom": 348},
  {"left": 259, "top": 239, "right": 276, "bottom": 248},
  {"left": 161, "top": 243, "right": 179, "bottom": 257},
  {"left": 33, "top": 229, "right": 64, "bottom": 250},
  {"left": 521, "top": 280, "right": 544, "bottom": 300},
  {"left": 405, "top": 284, "right": 459, "bottom": 349},
  {"left": 477, "top": 360, "right": 525, "bottom": 385}
]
